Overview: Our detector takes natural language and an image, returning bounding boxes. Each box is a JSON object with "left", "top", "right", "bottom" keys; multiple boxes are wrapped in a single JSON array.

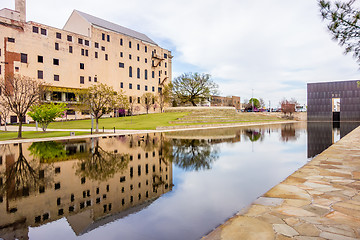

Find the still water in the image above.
[{"left": 0, "top": 122, "right": 358, "bottom": 240}]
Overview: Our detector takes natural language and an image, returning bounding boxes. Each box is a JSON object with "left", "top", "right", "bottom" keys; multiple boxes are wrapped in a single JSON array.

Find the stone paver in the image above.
[{"left": 203, "top": 125, "right": 360, "bottom": 239}]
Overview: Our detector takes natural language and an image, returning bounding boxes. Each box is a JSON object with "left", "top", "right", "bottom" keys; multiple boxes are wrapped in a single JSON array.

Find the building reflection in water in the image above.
[
  {"left": 0, "top": 123, "right": 312, "bottom": 239},
  {"left": 307, "top": 122, "right": 360, "bottom": 158},
  {"left": 0, "top": 133, "right": 173, "bottom": 239}
]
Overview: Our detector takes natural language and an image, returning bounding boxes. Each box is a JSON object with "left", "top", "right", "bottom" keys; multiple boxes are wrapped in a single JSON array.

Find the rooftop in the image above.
[{"left": 74, "top": 10, "right": 157, "bottom": 46}]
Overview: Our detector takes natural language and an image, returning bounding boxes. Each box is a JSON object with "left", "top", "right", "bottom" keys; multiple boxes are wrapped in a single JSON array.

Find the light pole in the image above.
[{"left": 252, "top": 89, "right": 254, "bottom": 112}]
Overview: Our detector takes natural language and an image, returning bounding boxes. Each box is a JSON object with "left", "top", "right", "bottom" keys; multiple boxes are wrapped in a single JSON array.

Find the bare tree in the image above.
[
  {"left": 141, "top": 93, "right": 157, "bottom": 114},
  {"left": 0, "top": 75, "right": 45, "bottom": 138},
  {"left": 157, "top": 83, "right": 173, "bottom": 112},
  {"left": 80, "top": 83, "right": 119, "bottom": 132},
  {"left": 0, "top": 104, "right": 10, "bottom": 131}
]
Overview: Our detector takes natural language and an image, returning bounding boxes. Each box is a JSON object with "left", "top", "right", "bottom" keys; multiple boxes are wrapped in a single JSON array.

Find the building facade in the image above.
[
  {"left": 307, "top": 80, "right": 360, "bottom": 121},
  {"left": 210, "top": 95, "right": 241, "bottom": 110},
  {"left": 0, "top": 0, "right": 172, "bottom": 121}
]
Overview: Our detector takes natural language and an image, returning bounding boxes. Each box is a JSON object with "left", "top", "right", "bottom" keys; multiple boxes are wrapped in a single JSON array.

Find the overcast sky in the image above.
[{"left": 2, "top": 0, "right": 360, "bottom": 106}]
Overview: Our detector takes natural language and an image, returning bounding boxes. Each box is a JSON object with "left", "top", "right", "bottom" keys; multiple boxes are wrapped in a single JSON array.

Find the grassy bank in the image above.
[
  {"left": 27, "top": 112, "right": 189, "bottom": 130},
  {"left": 24, "top": 109, "right": 284, "bottom": 131}
]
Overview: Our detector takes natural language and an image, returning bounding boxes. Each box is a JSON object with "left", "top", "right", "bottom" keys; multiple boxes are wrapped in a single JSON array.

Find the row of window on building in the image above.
[{"left": 31, "top": 25, "right": 170, "bottom": 58}]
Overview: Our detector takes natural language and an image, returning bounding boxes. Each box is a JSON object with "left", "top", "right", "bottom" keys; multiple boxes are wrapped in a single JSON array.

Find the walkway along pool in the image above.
[{"left": 0, "top": 122, "right": 358, "bottom": 240}]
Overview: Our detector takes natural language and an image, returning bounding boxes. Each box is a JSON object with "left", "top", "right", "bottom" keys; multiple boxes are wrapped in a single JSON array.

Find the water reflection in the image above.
[
  {"left": 0, "top": 122, "right": 356, "bottom": 240},
  {"left": 307, "top": 122, "right": 360, "bottom": 158},
  {"left": 0, "top": 134, "right": 173, "bottom": 239},
  {"left": 280, "top": 124, "right": 299, "bottom": 142},
  {"left": 170, "top": 139, "right": 219, "bottom": 171}
]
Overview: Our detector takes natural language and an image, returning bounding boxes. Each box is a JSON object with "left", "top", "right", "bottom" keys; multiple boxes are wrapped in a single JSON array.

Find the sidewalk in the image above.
[
  {"left": 203, "top": 126, "right": 360, "bottom": 239},
  {"left": 0, "top": 121, "right": 295, "bottom": 145}
]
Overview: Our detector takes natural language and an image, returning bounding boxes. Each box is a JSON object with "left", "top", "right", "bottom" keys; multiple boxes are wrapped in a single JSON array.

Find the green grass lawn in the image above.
[
  {"left": 27, "top": 112, "right": 189, "bottom": 130},
  {"left": 24, "top": 111, "right": 285, "bottom": 131},
  {"left": 0, "top": 131, "right": 90, "bottom": 141}
]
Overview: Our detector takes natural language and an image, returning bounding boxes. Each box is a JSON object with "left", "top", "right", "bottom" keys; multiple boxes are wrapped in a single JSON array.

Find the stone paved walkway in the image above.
[{"left": 203, "top": 126, "right": 360, "bottom": 240}]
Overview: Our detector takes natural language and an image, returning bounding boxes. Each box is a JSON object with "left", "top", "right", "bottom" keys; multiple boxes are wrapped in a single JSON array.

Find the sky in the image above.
[{"left": 2, "top": 0, "right": 360, "bottom": 107}]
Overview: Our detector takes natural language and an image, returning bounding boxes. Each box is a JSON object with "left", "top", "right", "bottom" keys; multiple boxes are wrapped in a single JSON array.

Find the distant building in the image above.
[
  {"left": 307, "top": 80, "right": 360, "bottom": 121},
  {"left": 0, "top": 0, "right": 172, "bottom": 122},
  {"left": 211, "top": 96, "right": 241, "bottom": 110}
]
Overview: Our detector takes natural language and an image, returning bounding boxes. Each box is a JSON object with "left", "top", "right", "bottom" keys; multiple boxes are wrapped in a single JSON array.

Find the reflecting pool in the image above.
[{"left": 0, "top": 122, "right": 358, "bottom": 240}]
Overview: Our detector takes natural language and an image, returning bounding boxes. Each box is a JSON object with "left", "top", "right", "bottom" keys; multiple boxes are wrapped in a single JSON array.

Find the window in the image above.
[
  {"left": 85, "top": 50, "right": 88, "bottom": 56},
  {"left": 94, "top": 76, "right": 97, "bottom": 82},
  {"left": 159, "top": 71, "right": 161, "bottom": 76},
  {"left": 145, "top": 46, "right": 147, "bottom": 53},
  {"left": 129, "top": 41, "right": 132, "bottom": 48},
  {"left": 55, "top": 183, "right": 60, "bottom": 190},
  {"left": 137, "top": 97, "right": 140, "bottom": 103},
  {"left": 129, "top": 54, "right": 132, "bottom": 60},
  {"left": 41, "top": 28, "right": 47, "bottom": 35},
  {"left": 129, "top": 96, "right": 132, "bottom": 103},
  {"left": 120, "top": 38, "right": 123, "bottom": 45},
  {"left": 120, "top": 52, "right": 123, "bottom": 57},
  {"left": 165, "top": 71, "right": 167, "bottom": 75},
  {"left": 137, "top": 43, "right": 140, "bottom": 50},
  {"left": 78, "top": 38, "right": 83, "bottom": 44},
  {"left": 137, "top": 56, "right": 140, "bottom": 61},
  {"left": 137, "top": 84, "right": 140, "bottom": 90},
  {"left": 120, "top": 82, "right": 123, "bottom": 88},
  {"left": 145, "top": 70, "right": 148, "bottom": 80},
  {"left": 55, "top": 42, "right": 59, "bottom": 50},
  {"left": 38, "top": 70, "right": 43, "bottom": 79},
  {"left": 165, "top": 62, "right": 167, "bottom": 68},
  {"left": 67, "top": 35, "right": 72, "bottom": 42},
  {"left": 129, "top": 83, "right": 132, "bottom": 89},
  {"left": 137, "top": 68, "right": 140, "bottom": 79},
  {"left": 80, "top": 76, "right": 84, "bottom": 84},
  {"left": 101, "top": 46, "right": 105, "bottom": 51},
  {"left": 69, "top": 46, "right": 73, "bottom": 53},
  {"left": 81, "top": 49, "right": 85, "bottom": 56},
  {"left": 85, "top": 40, "right": 89, "bottom": 46},
  {"left": 8, "top": 38, "right": 15, "bottom": 43},
  {"left": 56, "top": 32, "right": 61, "bottom": 39},
  {"left": 119, "top": 62, "right": 124, "bottom": 68},
  {"left": 152, "top": 86, "right": 155, "bottom": 92},
  {"left": 107, "top": 35, "right": 110, "bottom": 42},
  {"left": 102, "top": 33, "right": 105, "bottom": 41},
  {"left": 32, "top": 26, "right": 39, "bottom": 33},
  {"left": 152, "top": 71, "right": 155, "bottom": 78},
  {"left": 164, "top": 53, "right": 168, "bottom": 59},
  {"left": 54, "top": 74, "right": 59, "bottom": 81},
  {"left": 145, "top": 85, "right": 148, "bottom": 91},
  {"left": 38, "top": 55, "right": 43, "bottom": 63},
  {"left": 80, "top": 63, "right": 84, "bottom": 69},
  {"left": 21, "top": 53, "right": 27, "bottom": 63},
  {"left": 129, "top": 66, "right": 132, "bottom": 77},
  {"left": 145, "top": 58, "right": 147, "bottom": 63},
  {"left": 95, "top": 42, "right": 99, "bottom": 48},
  {"left": 95, "top": 52, "right": 98, "bottom": 58},
  {"left": 89, "top": 76, "right": 91, "bottom": 82},
  {"left": 105, "top": 54, "right": 108, "bottom": 61}
]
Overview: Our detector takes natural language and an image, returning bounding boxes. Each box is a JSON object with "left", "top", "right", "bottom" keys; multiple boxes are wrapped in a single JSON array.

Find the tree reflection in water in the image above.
[
  {"left": 244, "top": 130, "right": 263, "bottom": 142},
  {"left": 170, "top": 139, "right": 219, "bottom": 171},
  {"left": 29, "top": 141, "right": 67, "bottom": 162},
  {"left": 280, "top": 124, "right": 298, "bottom": 142},
  {"left": 76, "top": 138, "right": 129, "bottom": 181},
  {"left": 0, "top": 143, "right": 49, "bottom": 200}
]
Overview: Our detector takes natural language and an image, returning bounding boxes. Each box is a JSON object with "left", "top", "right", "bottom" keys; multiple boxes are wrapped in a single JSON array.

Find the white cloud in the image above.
[{"left": 2, "top": 0, "right": 360, "bottom": 105}]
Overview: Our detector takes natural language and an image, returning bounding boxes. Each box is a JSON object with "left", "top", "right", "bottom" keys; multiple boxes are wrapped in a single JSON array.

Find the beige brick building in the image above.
[
  {"left": 0, "top": 0, "right": 172, "bottom": 122},
  {"left": 211, "top": 95, "right": 241, "bottom": 110}
]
